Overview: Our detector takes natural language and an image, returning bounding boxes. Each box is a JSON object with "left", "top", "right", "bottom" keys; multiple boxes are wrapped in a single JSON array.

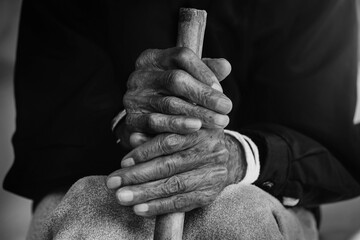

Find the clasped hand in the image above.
[{"left": 107, "top": 47, "right": 244, "bottom": 217}]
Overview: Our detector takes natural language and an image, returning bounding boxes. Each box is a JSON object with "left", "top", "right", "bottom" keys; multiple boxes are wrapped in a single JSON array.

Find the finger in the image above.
[
  {"left": 202, "top": 58, "right": 232, "bottom": 82},
  {"left": 113, "top": 122, "right": 152, "bottom": 150},
  {"left": 116, "top": 174, "right": 192, "bottom": 206},
  {"left": 107, "top": 146, "right": 228, "bottom": 189},
  {"left": 133, "top": 193, "right": 200, "bottom": 217},
  {"left": 121, "top": 132, "right": 202, "bottom": 167},
  {"left": 115, "top": 167, "right": 225, "bottom": 208},
  {"left": 126, "top": 112, "right": 202, "bottom": 134},
  {"left": 129, "top": 132, "right": 152, "bottom": 148},
  {"left": 126, "top": 63, "right": 232, "bottom": 114},
  {"left": 126, "top": 69, "right": 162, "bottom": 91},
  {"left": 149, "top": 96, "right": 230, "bottom": 129},
  {"left": 135, "top": 48, "right": 223, "bottom": 92},
  {"left": 161, "top": 69, "right": 232, "bottom": 114},
  {"left": 133, "top": 191, "right": 215, "bottom": 217},
  {"left": 113, "top": 121, "right": 136, "bottom": 150}
]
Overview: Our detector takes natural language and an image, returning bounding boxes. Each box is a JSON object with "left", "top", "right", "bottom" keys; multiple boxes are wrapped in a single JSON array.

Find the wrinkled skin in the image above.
[
  {"left": 114, "top": 47, "right": 233, "bottom": 149},
  {"left": 108, "top": 47, "right": 246, "bottom": 216}
]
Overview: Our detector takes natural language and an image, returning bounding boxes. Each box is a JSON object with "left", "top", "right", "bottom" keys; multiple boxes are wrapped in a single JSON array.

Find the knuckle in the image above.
[
  {"left": 126, "top": 70, "right": 151, "bottom": 90},
  {"left": 161, "top": 97, "right": 183, "bottom": 115},
  {"left": 123, "top": 92, "right": 135, "bottom": 109},
  {"left": 159, "top": 96, "right": 175, "bottom": 113},
  {"left": 163, "top": 134, "right": 180, "bottom": 149},
  {"left": 148, "top": 96, "right": 160, "bottom": 111},
  {"left": 168, "top": 97, "right": 181, "bottom": 111},
  {"left": 173, "top": 195, "right": 188, "bottom": 211},
  {"left": 148, "top": 113, "right": 161, "bottom": 130},
  {"left": 166, "top": 69, "right": 186, "bottom": 87},
  {"left": 174, "top": 47, "right": 194, "bottom": 63},
  {"left": 156, "top": 200, "right": 172, "bottom": 214},
  {"left": 126, "top": 71, "right": 138, "bottom": 89},
  {"left": 159, "top": 134, "right": 183, "bottom": 153},
  {"left": 127, "top": 70, "right": 153, "bottom": 90},
  {"left": 135, "top": 49, "right": 158, "bottom": 69},
  {"left": 163, "top": 175, "right": 186, "bottom": 195},
  {"left": 157, "top": 96, "right": 171, "bottom": 113},
  {"left": 199, "top": 88, "right": 213, "bottom": 106},
  {"left": 122, "top": 170, "right": 143, "bottom": 185},
  {"left": 160, "top": 157, "right": 177, "bottom": 177},
  {"left": 169, "top": 117, "right": 183, "bottom": 130}
]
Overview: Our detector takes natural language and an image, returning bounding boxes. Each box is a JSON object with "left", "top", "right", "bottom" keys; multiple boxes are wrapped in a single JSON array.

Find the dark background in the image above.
[{"left": 0, "top": 0, "right": 359, "bottom": 239}]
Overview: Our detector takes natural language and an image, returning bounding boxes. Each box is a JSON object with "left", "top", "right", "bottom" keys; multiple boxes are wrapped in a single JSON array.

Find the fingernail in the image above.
[
  {"left": 211, "top": 83, "right": 223, "bottom": 93},
  {"left": 106, "top": 177, "right": 121, "bottom": 189},
  {"left": 117, "top": 189, "right": 134, "bottom": 202},
  {"left": 184, "top": 119, "right": 202, "bottom": 130},
  {"left": 216, "top": 98, "right": 232, "bottom": 114},
  {"left": 134, "top": 204, "right": 149, "bottom": 213},
  {"left": 121, "top": 158, "right": 135, "bottom": 168},
  {"left": 213, "top": 115, "right": 230, "bottom": 127}
]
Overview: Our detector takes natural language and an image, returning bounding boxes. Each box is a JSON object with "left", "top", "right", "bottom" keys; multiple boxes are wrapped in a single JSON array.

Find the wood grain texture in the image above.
[
  {"left": 154, "top": 212, "right": 185, "bottom": 240},
  {"left": 176, "top": 8, "right": 207, "bottom": 57},
  {"left": 153, "top": 8, "right": 207, "bottom": 240}
]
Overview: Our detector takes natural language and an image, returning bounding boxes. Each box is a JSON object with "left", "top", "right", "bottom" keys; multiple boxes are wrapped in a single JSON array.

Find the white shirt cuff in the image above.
[
  {"left": 111, "top": 109, "right": 127, "bottom": 131},
  {"left": 224, "top": 129, "right": 260, "bottom": 185},
  {"left": 111, "top": 109, "right": 127, "bottom": 143}
]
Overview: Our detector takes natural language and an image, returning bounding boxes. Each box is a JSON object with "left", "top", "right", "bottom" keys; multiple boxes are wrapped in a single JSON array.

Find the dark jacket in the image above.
[{"left": 4, "top": 0, "right": 360, "bottom": 207}]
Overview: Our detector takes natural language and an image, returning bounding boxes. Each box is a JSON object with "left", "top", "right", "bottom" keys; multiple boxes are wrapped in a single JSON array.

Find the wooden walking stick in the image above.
[{"left": 153, "top": 8, "right": 207, "bottom": 240}]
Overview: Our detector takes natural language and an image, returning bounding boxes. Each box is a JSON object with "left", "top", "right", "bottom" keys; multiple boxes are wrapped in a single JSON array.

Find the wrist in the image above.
[
  {"left": 224, "top": 133, "right": 247, "bottom": 185},
  {"left": 224, "top": 130, "right": 261, "bottom": 185}
]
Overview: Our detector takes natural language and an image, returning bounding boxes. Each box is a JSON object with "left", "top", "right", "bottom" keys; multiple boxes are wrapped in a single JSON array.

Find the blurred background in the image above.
[
  {"left": 0, "top": 1, "right": 31, "bottom": 239},
  {"left": 0, "top": 0, "right": 360, "bottom": 239}
]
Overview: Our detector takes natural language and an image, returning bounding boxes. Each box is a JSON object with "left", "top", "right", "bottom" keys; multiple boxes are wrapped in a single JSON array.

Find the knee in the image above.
[
  {"left": 184, "top": 184, "right": 288, "bottom": 240},
  {"left": 68, "top": 176, "right": 108, "bottom": 195},
  {"left": 48, "top": 176, "right": 154, "bottom": 239},
  {"left": 64, "top": 176, "right": 117, "bottom": 205}
]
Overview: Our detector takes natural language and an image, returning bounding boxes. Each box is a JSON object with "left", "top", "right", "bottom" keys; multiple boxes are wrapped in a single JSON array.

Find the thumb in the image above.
[{"left": 202, "top": 58, "right": 232, "bottom": 82}]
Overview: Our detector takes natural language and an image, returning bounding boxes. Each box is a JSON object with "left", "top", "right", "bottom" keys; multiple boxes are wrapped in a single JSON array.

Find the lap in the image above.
[{"left": 27, "top": 176, "right": 318, "bottom": 240}]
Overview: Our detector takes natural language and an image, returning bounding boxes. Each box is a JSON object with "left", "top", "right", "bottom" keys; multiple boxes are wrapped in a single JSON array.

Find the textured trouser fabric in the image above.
[{"left": 27, "top": 176, "right": 318, "bottom": 240}]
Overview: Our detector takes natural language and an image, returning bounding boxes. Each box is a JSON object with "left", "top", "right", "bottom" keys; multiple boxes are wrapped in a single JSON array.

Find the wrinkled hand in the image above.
[
  {"left": 116, "top": 47, "right": 232, "bottom": 148},
  {"left": 106, "top": 129, "right": 245, "bottom": 217}
]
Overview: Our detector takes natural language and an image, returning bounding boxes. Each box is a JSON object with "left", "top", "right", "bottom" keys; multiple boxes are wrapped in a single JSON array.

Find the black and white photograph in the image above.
[{"left": 1, "top": 0, "right": 360, "bottom": 239}]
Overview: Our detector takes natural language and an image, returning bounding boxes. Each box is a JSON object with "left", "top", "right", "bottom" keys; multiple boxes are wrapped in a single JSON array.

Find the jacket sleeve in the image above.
[
  {"left": 3, "top": 0, "right": 124, "bottom": 201},
  {"left": 238, "top": 0, "right": 360, "bottom": 206}
]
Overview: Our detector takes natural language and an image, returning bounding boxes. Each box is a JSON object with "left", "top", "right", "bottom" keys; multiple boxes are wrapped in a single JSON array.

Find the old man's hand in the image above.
[
  {"left": 116, "top": 47, "right": 232, "bottom": 148},
  {"left": 106, "top": 129, "right": 245, "bottom": 217}
]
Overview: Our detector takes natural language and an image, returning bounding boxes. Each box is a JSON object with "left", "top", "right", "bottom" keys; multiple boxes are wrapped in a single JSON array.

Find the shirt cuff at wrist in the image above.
[
  {"left": 111, "top": 109, "right": 127, "bottom": 143},
  {"left": 111, "top": 109, "right": 127, "bottom": 132},
  {"left": 224, "top": 129, "right": 260, "bottom": 185}
]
